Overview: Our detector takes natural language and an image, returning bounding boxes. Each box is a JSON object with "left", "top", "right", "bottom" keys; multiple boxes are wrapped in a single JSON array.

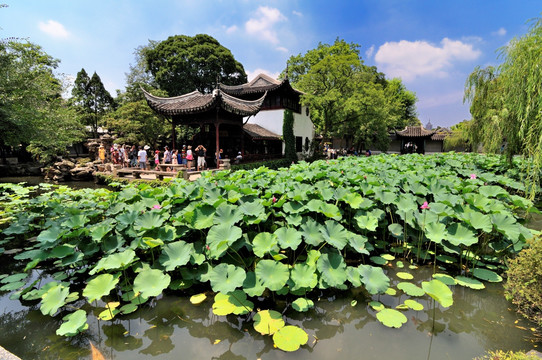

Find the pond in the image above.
[
  {"left": 0, "top": 176, "right": 105, "bottom": 190},
  {"left": 0, "top": 265, "right": 539, "bottom": 359}
]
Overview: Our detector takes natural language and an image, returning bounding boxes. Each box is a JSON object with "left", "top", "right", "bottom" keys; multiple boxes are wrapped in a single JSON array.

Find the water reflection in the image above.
[{"left": 0, "top": 268, "right": 539, "bottom": 360}]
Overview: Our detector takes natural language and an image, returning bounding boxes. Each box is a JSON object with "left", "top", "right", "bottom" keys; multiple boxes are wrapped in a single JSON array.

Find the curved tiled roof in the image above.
[
  {"left": 243, "top": 123, "right": 281, "bottom": 140},
  {"left": 219, "top": 73, "right": 303, "bottom": 96},
  {"left": 142, "top": 88, "right": 266, "bottom": 117},
  {"left": 396, "top": 126, "right": 435, "bottom": 138}
]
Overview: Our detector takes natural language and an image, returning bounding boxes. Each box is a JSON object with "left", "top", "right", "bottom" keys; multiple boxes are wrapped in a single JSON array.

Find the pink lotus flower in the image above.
[
  {"left": 420, "top": 201, "right": 430, "bottom": 210},
  {"left": 470, "top": 174, "right": 476, "bottom": 180},
  {"left": 363, "top": 175, "right": 367, "bottom": 180},
  {"left": 152, "top": 204, "right": 162, "bottom": 210},
  {"left": 206, "top": 245, "right": 210, "bottom": 251},
  {"left": 272, "top": 196, "right": 277, "bottom": 204}
]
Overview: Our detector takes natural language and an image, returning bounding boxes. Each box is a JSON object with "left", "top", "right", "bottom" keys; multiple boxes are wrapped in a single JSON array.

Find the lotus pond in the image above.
[{"left": 0, "top": 153, "right": 540, "bottom": 359}]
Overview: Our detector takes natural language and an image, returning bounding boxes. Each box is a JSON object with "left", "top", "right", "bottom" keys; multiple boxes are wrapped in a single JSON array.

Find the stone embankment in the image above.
[{"left": 42, "top": 158, "right": 98, "bottom": 182}]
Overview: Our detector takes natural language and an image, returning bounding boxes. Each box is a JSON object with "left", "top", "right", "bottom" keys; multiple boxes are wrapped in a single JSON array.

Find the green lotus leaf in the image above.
[
  {"left": 40, "top": 282, "right": 69, "bottom": 316},
  {"left": 49, "top": 244, "right": 75, "bottom": 259},
  {"left": 445, "top": 223, "right": 478, "bottom": 247},
  {"left": 376, "top": 308, "right": 408, "bottom": 328},
  {"left": 369, "top": 301, "right": 385, "bottom": 311},
  {"left": 355, "top": 213, "right": 379, "bottom": 232},
  {"left": 208, "top": 263, "right": 246, "bottom": 293},
  {"left": 213, "top": 203, "right": 244, "bottom": 226},
  {"left": 0, "top": 281, "right": 27, "bottom": 291},
  {"left": 455, "top": 275, "right": 485, "bottom": 289},
  {"left": 284, "top": 213, "right": 303, "bottom": 226},
  {"left": 37, "top": 227, "right": 63, "bottom": 244},
  {"left": 142, "top": 237, "right": 164, "bottom": 248},
  {"left": 206, "top": 224, "right": 242, "bottom": 259},
  {"left": 133, "top": 269, "right": 171, "bottom": 298},
  {"left": 273, "top": 325, "right": 308, "bottom": 352},
  {"left": 274, "top": 227, "right": 302, "bottom": 251},
  {"left": 213, "top": 290, "right": 253, "bottom": 316},
  {"left": 90, "top": 249, "right": 136, "bottom": 275},
  {"left": 120, "top": 303, "right": 138, "bottom": 314},
  {"left": 348, "top": 233, "right": 369, "bottom": 254},
  {"left": 317, "top": 251, "right": 347, "bottom": 287},
  {"left": 358, "top": 265, "right": 390, "bottom": 295},
  {"left": 116, "top": 211, "right": 139, "bottom": 228},
  {"left": 300, "top": 218, "right": 324, "bottom": 246},
  {"left": 472, "top": 268, "right": 503, "bottom": 282},
  {"left": 191, "top": 204, "right": 215, "bottom": 230},
  {"left": 429, "top": 202, "right": 453, "bottom": 216},
  {"left": 0, "top": 273, "right": 28, "bottom": 284},
  {"left": 374, "top": 189, "right": 397, "bottom": 205},
  {"left": 397, "top": 282, "right": 425, "bottom": 296},
  {"left": 133, "top": 210, "right": 166, "bottom": 231},
  {"left": 159, "top": 240, "right": 193, "bottom": 271},
  {"left": 388, "top": 223, "right": 403, "bottom": 238},
  {"left": 432, "top": 273, "right": 456, "bottom": 285},
  {"left": 381, "top": 254, "right": 395, "bottom": 261},
  {"left": 491, "top": 213, "right": 521, "bottom": 241},
  {"left": 190, "top": 293, "right": 207, "bottom": 305},
  {"left": 396, "top": 303, "right": 409, "bottom": 310},
  {"left": 239, "top": 198, "right": 265, "bottom": 217},
  {"left": 396, "top": 272, "right": 414, "bottom": 280},
  {"left": 463, "top": 212, "right": 493, "bottom": 233},
  {"left": 290, "top": 263, "right": 318, "bottom": 291},
  {"left": 255, "top": 259, "right": 289, "bottom": 291},
  {"left": 321, "top": 220, "right": 349, "bottom": 250},
  {"left": 242, "top": 271, "right": 266, "bottom": 297},
  {"left": 292, "top": 298, "right": 314, "bottom": 312},
  {"left": 62, "top": 214, "right": 89, "bottom": 229},
  {"left": 346, "top": 266, "right": 362, "bottom": 287},
  {"left": 343, "top": 192, "right": 364, "bottom": 208},
  {"left": 254, "top": 309, "right": 285, "bottom": 335},
  {"left": 404, "top": 299, "right": 424, "bottom": 311},
  {"left": 252, "top": 232, "right": 279, "bottom": 257},
  {"left": 385, "top": 287, "right": 397, "bottom": 296},
  {"left": 479, "top": 185, "right": 508, "bottom": 198},
  {"left": 98, "top": 307, "right": 120, "bottom": 321},
  {"left": 421, "top": 279, "right": 453, "bottom": 308},
  {"left": 83, "top": 273, "right": 119, "bottom": 303},
  {"left": 319, "top": 202, "right": 342, "bottom": 220},
  {"left": 396, "top": 261, "right": 404, "bottom": 268},
  {"left": 424, "top": 221, "right": 447, "bottom": 244},
  {"left": 305, "top": 199, "right": 324, "bottom": 212},
  {"left": 283, "top": 201, "right": 305, "bottom": 214},
  {"left": 56, "top": 310, "right": 88, "bottom": 337},
  {"left": 370, "top": 256, "right": 388, "bottom": 265}
]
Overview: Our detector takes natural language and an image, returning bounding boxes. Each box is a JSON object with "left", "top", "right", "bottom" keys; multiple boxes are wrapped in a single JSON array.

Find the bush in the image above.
[
  {"left": 504, "top": 235, "right": 542, "bottom": 327},
  {"left": 230, "top": 158, "right": 292, "bottom": 171},
  {"left": 474, "top": 350, "right": 540, "bottom": 360}
]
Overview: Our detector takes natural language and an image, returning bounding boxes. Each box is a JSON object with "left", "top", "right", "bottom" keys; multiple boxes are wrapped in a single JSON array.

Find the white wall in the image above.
[{"left": 246, "top": 105, "right": 315, "bottom": 154}]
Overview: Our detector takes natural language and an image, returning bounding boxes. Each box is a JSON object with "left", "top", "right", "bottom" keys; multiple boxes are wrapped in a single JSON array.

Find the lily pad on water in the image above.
[
  {"left": 404, "top": 299, "right": 424, "bottom": 311},
  {"left": 133, "top": 269, "right": 171, "bottom": 298},
  {"left": 90, "top": 249, "right": 136, "bottom": 275},
  {"left": 396, "top": 272, "right": 413, "bottom": 280},
  {"left": 317, "top": 251, "right": 347, "bottom": 287},
  {"left": 0, "top": 273, "right": 27, "bottom": 284},
  {"left": 40, "top": 282, "right": 69, "bottom": 316},
  {"left": 376, "top": 308, "right": 408, "bottom": 328},
  {"left": 471, "top": 268, "right": 503, "bottom": 282},
  {"left": 190, "top": 293, "right": 207, "bottom": 305},
  {"left": 292, "top": 298, "right": 314, "bottom": 312},
  {"left": 369, "top": 301, "right": 385, "bottom": 311},
  {"left": 421, "top": 279, "right": 453, "bottom": 308},
  {"left": 397, "top": 282, "right": 425, "bottom": 296},
  {"left": 253, "top": 309, "right": 285, "bottom": 335},
  {"left": 255, "top": 259, "right": 289, "bottom": 291},
  {"left": 208, "top": 263, "right": 246, "bottom": 293},
  {"left": 272, "top": 325, "right": 308, "bottom": 352},
  {"left": 455, "top": 276, "right": 485, "bottom": 289},
  {"left": 358, "top": 265, "right": 390, "bottom": 295},
  {"left": 56, "top": 310, "right": 88, "bottom": 337},
  {"left": 83, "top": 273, "right": 120, "bottom": 303},
  {"left": 432, "top": 273, "right": 456, "bottom": 285},
  {"left": 212, "top": 290, "right": 254, "bottom": 316}
]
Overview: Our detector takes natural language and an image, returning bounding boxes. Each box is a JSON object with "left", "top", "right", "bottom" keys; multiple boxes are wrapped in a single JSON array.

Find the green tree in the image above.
[
  {"left": 384, "top": 78, "right": 419, "bottom": 129},
  {"left": 0, "top": 41, "right": 85, "bottom": 162},
  {"left": 71, "top": 69, "right": 115, "bottom": 138},
  {"left": 444, "top": 120, "right": 471, "bottom": 151},
  {"left": 145, "top": 34, "right": 247, "bottom": 96},
  {"left": 282, "top": 109, "right": 296, "bottom": 161},
  {"left": 464, "top": 17, "right": 542, "bottom": 198}
]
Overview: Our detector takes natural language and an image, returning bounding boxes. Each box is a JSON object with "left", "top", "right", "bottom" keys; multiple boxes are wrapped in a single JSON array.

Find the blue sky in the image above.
[{"left": 1, "top": 1, "right": 540, "bottom": 128}]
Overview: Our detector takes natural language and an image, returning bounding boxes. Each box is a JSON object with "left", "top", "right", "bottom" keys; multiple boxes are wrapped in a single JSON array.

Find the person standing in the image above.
[
  {"left": 196, "top": 145, "right": 206, "bottom": 171},
  {"left": 186, "top": 145, "right": 194, "bottom": 170},
  {"left": 138, "top": 146, "right": 147, "bottom": 170},
  {"left": 98, "top": 144, "right": 106, "bottom": 164},
  {"left": 154, "top": 150, "right": 160, "bottom": 169},
  {"left": 181, "top": 145, "right": 187, "bottom": 165}
]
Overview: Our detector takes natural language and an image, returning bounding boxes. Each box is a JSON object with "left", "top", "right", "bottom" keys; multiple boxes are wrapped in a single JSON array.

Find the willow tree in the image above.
[{"left": 465, "top": 17, "right": 542, "bottom": 198}]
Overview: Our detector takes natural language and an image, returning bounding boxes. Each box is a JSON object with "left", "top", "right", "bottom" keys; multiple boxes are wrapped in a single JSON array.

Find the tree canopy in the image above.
[
  {"left": 145, "top": 34, "right": 247, "bottom": 96},
  {"left": 464, "top": 17, "right": 542, "bottom": 198},
  {"left": 286, "top": 39, "right": 418, "bottom": 150},
  {"left": 0, "top": 41, "right": 85, "bottom": 162}
]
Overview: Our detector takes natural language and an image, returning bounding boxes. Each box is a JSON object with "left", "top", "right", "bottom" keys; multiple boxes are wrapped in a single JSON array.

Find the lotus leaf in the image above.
[
  {"left": 255, "top": 259, "right": 289, "bottom": 291},
  {"left": 319, "top": 202, "right": 342, "bottom": 220},
  {"left": 191, "top": 204, "right": 215, "bottom": 229},
  {"left": 159, "top": 241, "right": 193, "bottom": 271},
  {"left": 397, "top": 282, "right": 425, "bottom": 296},
  {"left": 381, "top": 254, "right": 395, "bottom": 261},
  {"left": 396, "top": 261, "right": 404, "bottom": 268},
  {"left": 0, "top": 281, "right": 26, "bottom": 291},
  {"left": 272, "top": 325, "right": 308, "bottom": 352},
  {"left": 83, "top": 273, "right": 119, "bottom": 303},
  {"left": 479, "top": 185, "right": 508, "bottom": 198},
  {"left": 56, "top": 310, "right": 88, "bottom": 336},
  {"left": 133, "top": 269, "right": 171, "bottom": 298},
  {"left": 142, "top": 237, "right": 164, "bottom": 248},
  {"left": 471, "top": 268, "right": 503, "bottom": 282},
  {"left": 99, "top": 307, "right": 120, "bottom": 321},
  {"left": 421, "top": 279, "right": 453, "bottom": 308},
  {"left": 283, "top": 201, "right": 305, "bottom": 214},
  {"left": 455, "top": 276, "right": 485, "bottom": 289},
  {"left": 62, "top": 214, "right": 89, "bottom": 229},
  {"left": 370, "top": 256, "right": 387, "bottom": 265},
  {"left": 190, "top": 293, "right": 207, "bottom": 305},
  {"left": 0, "top": 273, "right": 27, "bottom": 284},
  {"left": 290, "top": 263, "right": 318, "bottom": 291},
  {"left": 37, "top": 227, "right": 63, "bottom": 244},
  {"left": 462, "top": 212, "right": 493, "bottom": 233},
  {"left": 404, "top": 299, "right": 424, "bottom": 311},
  {"left": 491, "top": 213, "right": 521, "bottom": 241},
  {"left": 317, "top": 251, "right": 347, "bottom": 287},
  {"left": 343, "top": 192, "right": 364, "bottom": 208},
  {"left": 385, "top": 288, "right": 397, "bottom": 296},
  {"left": 374, "top": 189, "right": 397, "bottom": 205},
  {"left": 424, "top": 221, "right": 447, "bottom": 244},
  {"left": 369, "top": 301, "right": 385, "bottom": 311},
  {"left": 348, "top": 233, "right": 369, "bottom": 254},
  {"left": 120, "top": 303, "right": 138, "bottom": 314},
  {"left": 376, "top": 308, "right": 408, "bottom": 328},
  {"left": 213, "top": 203, "right": 244, "bottom": 226},
  {"left": 90, "top": 249, "right": 136, "bottom": 275},
  {"left": 208, "top": 264, "right": 246, "bottom": 293},
  {"left": 274, "top": 227, "right": 302, "bottom": 250},
  {"left": 358, "top": 265, "right": 390, "bottom": 295},
  {"left": 320, "top": 220, "right": 349, "bottom": 250},
  {"left": 432, "top": 273, "right": 456, "bottom": 285},
  {"left": 213, "top": 290, "right": 253, "bottom": 316},
  {"left": 239, "top": 198, "right": 265, "bottom": 218},
  {"left": 446, "top": 223, "right": 478, "bottom": 247},
  {"left": 40, "top": 282, "right": 69, "bottom": 316},
  {"left": 396, "top": 272, "right": 414, "bottom": 280},
  {"left": 388, "top": 223, "right": 403, "bottom": 238},
  {"left": 253, "top": 309, "right": 285, "bottom": 335},
  {"left": 355, "top": 213, "right": 379, "bottom": 232},
  {"left": 346, "top": 266, "right": 362, "bottom": 287},
  {"left": 300, "top": 218, "right": 324, "bottom": 246},
  {"left": 252, "top": 232, "right": 279, "bottom": 257}
]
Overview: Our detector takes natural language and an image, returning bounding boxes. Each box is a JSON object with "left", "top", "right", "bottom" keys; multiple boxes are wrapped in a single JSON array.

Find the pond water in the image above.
[
  {"left": 0, "top": 176, "right": 104, "bottom": 190},
  {"left": 0, "top": 266, "right": 539, "bottom": 360}
]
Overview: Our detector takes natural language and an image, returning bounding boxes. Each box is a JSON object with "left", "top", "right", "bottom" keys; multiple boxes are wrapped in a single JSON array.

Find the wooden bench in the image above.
[
  {"left": 150, "top": 171, "right": 179, "bottom": 180},
  {"left": 115, "top": 168, "right": 145, "bottom": 179}
]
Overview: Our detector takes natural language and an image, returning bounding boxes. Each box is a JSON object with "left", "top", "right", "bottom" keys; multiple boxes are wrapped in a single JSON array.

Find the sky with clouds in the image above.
[{"left": 1, "top": 0, "right": 541, "bottom": 128}]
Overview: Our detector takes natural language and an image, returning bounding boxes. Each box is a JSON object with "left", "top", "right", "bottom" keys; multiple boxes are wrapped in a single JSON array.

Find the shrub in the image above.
[
  {"left": 474, "top": 350, "right": 540, "bottom": 360},
  {"left": 504, "top": 235, "right": 542, "bottom": 327}
]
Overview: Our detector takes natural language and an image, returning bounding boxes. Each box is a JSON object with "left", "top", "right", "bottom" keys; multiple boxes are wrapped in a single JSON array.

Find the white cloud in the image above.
[
  {"left": 492, "top": 27, "right": 507, "bottom": 36},
  {"left": 276, "top": 46, "right": 289, "bottom": 53},
  {"left": 292, "top": 10, "right": 303, "bottom": 17},
  {"left": 246, "top": 68, "right": 281, "bottom": 82},
  {"left": 245, "top": 6, "right": 286, "bottom": 44},
  {"left": 365, "top": 45, "right": 375, "bottom": 59},
  {"left": 374, "top": 38, "right": 481, "bottom": 81},
  {"left": 38, "top": 20, "right": 70, "bottom": 39},
  {"left": 226, "top": 25, "right": 238, "bottom": 34}
]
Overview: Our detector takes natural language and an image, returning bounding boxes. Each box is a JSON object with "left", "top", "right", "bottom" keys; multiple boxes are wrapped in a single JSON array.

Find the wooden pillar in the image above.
[
  {"left": 215, "top": 122, "right": 220, "bottom": 169},
  {"left": 171, "top": 120, "right": 176, "bottom": 151}
]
